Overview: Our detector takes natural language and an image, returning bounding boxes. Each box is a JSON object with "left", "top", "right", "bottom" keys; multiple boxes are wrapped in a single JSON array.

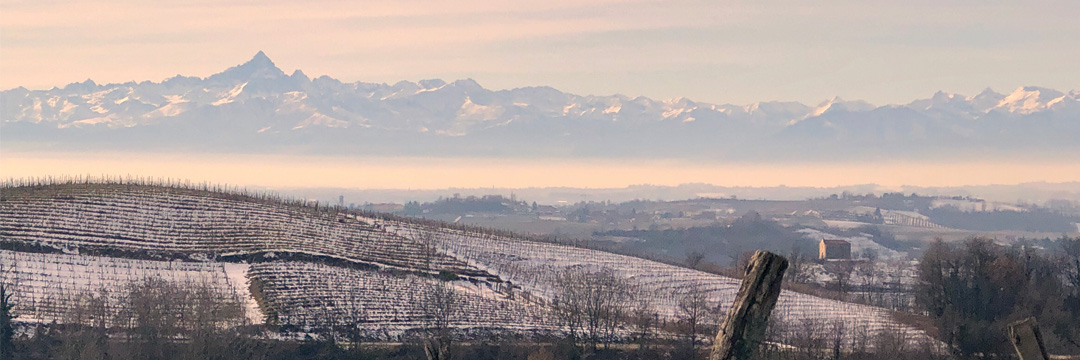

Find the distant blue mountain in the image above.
[{"left": 3, "top": 52, "right": 1078, "bottom": 160}]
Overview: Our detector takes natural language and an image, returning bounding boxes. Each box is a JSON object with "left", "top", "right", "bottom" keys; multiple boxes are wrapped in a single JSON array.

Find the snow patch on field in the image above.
[
  {"left": 223, "top": 263, "right": 263, "bottom": 324},
  {"left": 822, "top": 220, "right": 870, "bottom": 229}
]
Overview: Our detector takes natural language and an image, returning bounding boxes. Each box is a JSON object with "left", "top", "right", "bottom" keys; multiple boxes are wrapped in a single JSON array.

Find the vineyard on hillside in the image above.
[{"left": 0, "top": 179, "right": 931, "bottom": 344}]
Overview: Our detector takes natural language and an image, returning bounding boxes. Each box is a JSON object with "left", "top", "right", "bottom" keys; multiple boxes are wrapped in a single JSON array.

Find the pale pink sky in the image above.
[
  {"left": 3, "top": 0, "right": 1078, "bottom": 104},
  {"left": 3, "top": 152, "right": 1079, "bottom": 190}
]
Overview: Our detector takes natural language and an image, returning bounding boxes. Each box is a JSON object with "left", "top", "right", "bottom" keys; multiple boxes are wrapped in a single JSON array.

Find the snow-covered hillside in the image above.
[{"left": 0, "top": 181, "right": 931, "bottom": 343}]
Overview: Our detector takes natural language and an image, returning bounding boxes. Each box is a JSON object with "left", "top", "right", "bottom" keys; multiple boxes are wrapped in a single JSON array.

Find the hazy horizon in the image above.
[{"left": 4, "top": 152, "right": 1079, "bottom": 191}]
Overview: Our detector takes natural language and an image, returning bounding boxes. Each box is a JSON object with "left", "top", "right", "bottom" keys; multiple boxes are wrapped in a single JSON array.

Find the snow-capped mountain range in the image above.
[{"left": 3, "top": 52, "right": 1077, "bottom": 160}]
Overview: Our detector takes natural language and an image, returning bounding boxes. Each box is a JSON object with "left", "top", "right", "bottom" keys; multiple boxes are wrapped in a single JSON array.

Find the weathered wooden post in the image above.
[
  {"left": 1008, "top": 317, "right": 1049, "bottom": 360},
  {"left": 709, "top": 250, "right": 788, "bottom": 360}
]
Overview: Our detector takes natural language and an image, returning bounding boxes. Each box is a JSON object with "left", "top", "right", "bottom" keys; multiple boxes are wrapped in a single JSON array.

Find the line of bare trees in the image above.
[
  {"left": 548, "top": 266, "right": 729, "bottom": 359},
  {"left": 545, "top": 264, "right": 951, "bottom": 360},
  {"left": 6, "top": 276, "right": 259, "bottom": 360},
  {"left": 551, "top": 267, "right": 629, "bottom": 351},
  {"left": 759, "top": 314, "right": 944, "bottom": 360}
]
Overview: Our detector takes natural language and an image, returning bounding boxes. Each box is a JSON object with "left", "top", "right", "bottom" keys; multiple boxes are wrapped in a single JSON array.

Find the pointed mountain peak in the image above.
[
  {"left": 207, "top": 51, "right": 286, "bottom": 84},
  {"left": 241, "top": 50, "right": 280, "bottom": 71},
  {"left": 964, "top": 87, "right": 1005, "bottom": 112},
  {"left": 251, "top": 50, "right": 272, "bottom": 63},
  {"left": 814, "top": 96, "right": 850, "bottom": 108},
  {"left": 977, "top": 87, "right": 999, "bottom": 96}
]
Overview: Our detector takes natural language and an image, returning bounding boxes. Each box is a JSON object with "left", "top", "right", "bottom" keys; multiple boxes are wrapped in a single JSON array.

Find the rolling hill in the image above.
[{"left": 0, "top": 178, "right": 929, "bottom": 343}]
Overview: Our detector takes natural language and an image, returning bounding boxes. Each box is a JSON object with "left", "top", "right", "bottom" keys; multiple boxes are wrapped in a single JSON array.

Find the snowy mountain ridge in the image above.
[{"left": 2, "top": 52, "right": 1077, "bottom": 160}]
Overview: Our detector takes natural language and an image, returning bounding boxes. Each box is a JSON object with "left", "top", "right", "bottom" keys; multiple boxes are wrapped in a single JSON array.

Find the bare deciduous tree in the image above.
[
  {"left": 339, "top": 291, "right": 369, "bottom": 352},
  {"left": 420, "top": 280, "right": 460, "bottom": 360},
  {"left": 551, "top": 267, "right": 629, "bottom": 352},
  {"left": 872, "top": 326, "right": 910, "bottom": 356},
  {"left": 418, "top": 230, "right": 442, "bottom": 273},
  {"left": 734, "top": 251, "right": 755, "bottom": 274},
  {"left": 0, "top": 262, "right": 18, "bottom": 360},
  {"left": 849, "top": 320, "right": 872, "bottom": 357},
  {"left": 825, "top": 261, "right": 854, "bottom": 298},
  {"left": 676, "top": 282, "right": 716, "bottom": 358},
  {"left": 686, "top": 251, "right": 706, "bottom": 270},
  {"left": 785, "top": 247, "right": 810, "bottom": 285},
  {"left": 629, "top": 299, "right": 658, "bottom": 351},
  {"left": 760, "top": 310, "right": 788, "bottom": 359},
  {"left": 828, "top": 320, "right": 846, "bottom": 360},
  {"left": 57, "top": 289, "right": 111, "bottom": 360},
  {"left": 858, "top": 250, "right": 880, "bottom": 306},
  {"left": 312, "top": 299, "right": 340, "bottom": 346},
  {"left": 1061, "top": 236, "right": 1080, "bottom": 348},
  {"left": 789, "top": 318, "right": 825, "bottom": 360}
]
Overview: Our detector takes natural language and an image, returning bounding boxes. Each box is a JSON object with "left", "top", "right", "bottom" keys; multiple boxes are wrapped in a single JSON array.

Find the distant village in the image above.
[
  {"left": 336, "top": 191, "right": 1078, "bottom": 310},
  {"left": 343, "top": 192, "right": 1080, "bottom": 240}
]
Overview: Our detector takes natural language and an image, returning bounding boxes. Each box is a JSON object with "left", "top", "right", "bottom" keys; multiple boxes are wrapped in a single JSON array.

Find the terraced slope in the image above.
[
  {"left": 250, "top": 261, "right": 559, "bottom": 335},
  {"left": 0, "top": 182, "right": 929, "bottom": 342},
  {"left": 1, "top": 183, "right": 470, "bottom": 273}
]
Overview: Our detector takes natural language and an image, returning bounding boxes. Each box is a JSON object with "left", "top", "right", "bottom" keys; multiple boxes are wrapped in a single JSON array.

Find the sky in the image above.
[
  {"left": 2, "top": 0, "right": 1079, "bottom": 105},
  {"left": 4, "top": 152, "right": 1080, "bottom": 190}
]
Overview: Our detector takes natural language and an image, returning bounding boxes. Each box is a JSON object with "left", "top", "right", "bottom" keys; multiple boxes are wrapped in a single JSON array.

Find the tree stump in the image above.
[{"left": 709, "top": 250, "right": 788, "bottom": 360}]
